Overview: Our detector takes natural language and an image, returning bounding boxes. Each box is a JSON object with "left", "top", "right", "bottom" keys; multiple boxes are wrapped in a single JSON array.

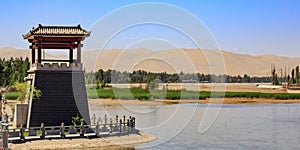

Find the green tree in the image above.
[
  {"left": 271, "top": 67, "right": 279, "bottom": 85},
  {"left": 291, "top": 69, "right": 295, "bottom": 84},
  {"left": 0, "top": 57, "right": 30, "bottom": 87},
  {"left": 103, "top": 69, "right": 112, "bottom": 83},
  {"left": 243, "top": 74, "right": 250, "bottom": 83},
  {"left": 296, "top": 66, "right": 299, "bottom": 84},
  {"left": 20, "top": 57, "right": 30, "bottom": 83},
  {"left": 13, "top": 82, "right": 41, "bottom": 102},
  {"left": 95, "top": 80, "right": 100, "bottom": 89},
  {"left": 97, "top": 69, "right": 104, "bottom": 83},
  {"left": 3, "top": 58, "right": 12, "bottom": 86},
  {"left": 0, "top": 59, "right": 4, "bottom": 86}
]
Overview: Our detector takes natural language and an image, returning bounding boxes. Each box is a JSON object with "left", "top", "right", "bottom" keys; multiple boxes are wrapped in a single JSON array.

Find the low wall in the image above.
[{"left": 13, "top": 104, "right": 28, "bottom": 128}]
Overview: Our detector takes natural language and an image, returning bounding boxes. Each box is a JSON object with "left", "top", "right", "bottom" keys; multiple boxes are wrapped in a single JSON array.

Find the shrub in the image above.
[{"left": 71, "top": 114, "right": 84, "bottom": 126}]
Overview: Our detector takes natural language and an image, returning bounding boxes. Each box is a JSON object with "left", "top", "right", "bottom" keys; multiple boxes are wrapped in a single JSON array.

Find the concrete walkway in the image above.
[{"left": 8, "top": 131, "right": 156, "bottom": 150}]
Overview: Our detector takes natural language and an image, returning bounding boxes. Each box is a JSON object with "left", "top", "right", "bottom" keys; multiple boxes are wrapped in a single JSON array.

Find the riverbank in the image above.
[
  {"left": 162, "top": 98, "right": 300, "bottom": 104},
  {"left": 8, "top": 131, "right": 156, "bottom": 150},
  {"left": 88, "top": 98, "right": 300, "bottom": 108}
]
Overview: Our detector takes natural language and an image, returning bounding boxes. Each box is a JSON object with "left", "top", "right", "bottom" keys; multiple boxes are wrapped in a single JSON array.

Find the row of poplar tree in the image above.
[
  {"left": 271, "top": 65, "right": 300, "bottom": 85},
  {"left": 85, "top": 69, "right": 273, "bottom": 85},
  {"left": 0, "top": 57, "right": 30, "bottom": 87}
]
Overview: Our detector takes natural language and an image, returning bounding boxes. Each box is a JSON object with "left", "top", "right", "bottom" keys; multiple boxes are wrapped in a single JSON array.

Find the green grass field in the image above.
[
  {"left": 4, "top": 87, "right": 300, "bottom": 101},
  {"left": 86, "top": 87, "right": 300, "bottom": 100}
]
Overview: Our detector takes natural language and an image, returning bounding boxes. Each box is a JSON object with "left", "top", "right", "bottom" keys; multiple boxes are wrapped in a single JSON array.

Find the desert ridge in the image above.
[{"left": 0, "top": 47, "right": 299, "bottom": 76}]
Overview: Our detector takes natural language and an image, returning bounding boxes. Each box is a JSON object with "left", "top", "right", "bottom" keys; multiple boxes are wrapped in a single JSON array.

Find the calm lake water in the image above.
[{"left": 90, "top": 103, "right": 300, "bottom": 149}]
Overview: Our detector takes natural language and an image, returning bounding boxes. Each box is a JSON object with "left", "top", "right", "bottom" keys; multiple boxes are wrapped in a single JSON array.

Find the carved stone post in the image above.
[
  {"left": 40, "top": 123, "right": 45, "bottom": 139},
  {"left": 80, "top": 122, "right": 84, "bottom": 137},
  {"left": 95, "top": 121, "right": 100, "bottom": 137},
  {"left": 60, "top": 122, "right": 65, "bottom": 138},
  {"left": 109, "top": 118, "right": 113, "bottom": 133}
]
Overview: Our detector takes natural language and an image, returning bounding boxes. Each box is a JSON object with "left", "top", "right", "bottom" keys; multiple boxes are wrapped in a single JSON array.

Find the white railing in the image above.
[{"left": 5, "top": 115, "right": 136, "bottom": 142}]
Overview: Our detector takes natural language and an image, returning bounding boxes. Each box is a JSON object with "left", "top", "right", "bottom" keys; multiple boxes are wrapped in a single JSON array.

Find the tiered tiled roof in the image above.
[{"left": 23, "top": 24, "right": 90, "bottom": 39}]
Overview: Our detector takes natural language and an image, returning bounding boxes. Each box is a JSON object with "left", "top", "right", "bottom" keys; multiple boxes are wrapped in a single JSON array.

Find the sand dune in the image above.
[
  {"left": 83, "top": 48, "right": 299, "bottom": 76},
  {"left": 0, "top": 47, "right": 68, "bottom": 61},
  {"left": 0, "top": 47, "right": 299, "bottom": 76}
]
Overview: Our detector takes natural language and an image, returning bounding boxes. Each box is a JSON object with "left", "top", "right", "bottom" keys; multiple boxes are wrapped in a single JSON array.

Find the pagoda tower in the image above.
[{"left": 22, "top": 24, "right": 91, "bottom": 127}]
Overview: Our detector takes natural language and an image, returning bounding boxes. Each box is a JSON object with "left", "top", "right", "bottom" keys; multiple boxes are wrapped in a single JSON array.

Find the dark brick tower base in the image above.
[{"left": 26, "top": 64, "right": 90, "bottom": 127}]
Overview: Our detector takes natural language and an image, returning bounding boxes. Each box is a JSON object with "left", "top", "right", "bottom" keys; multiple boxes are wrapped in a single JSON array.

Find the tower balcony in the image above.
[{"left": 28, "top": 62, "right": 83, "bottom": 72}]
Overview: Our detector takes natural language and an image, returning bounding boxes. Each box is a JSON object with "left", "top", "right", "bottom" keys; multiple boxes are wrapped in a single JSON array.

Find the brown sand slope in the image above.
[
  {"left": 1, "top": 47, "right": 299, "bottom": 76},
  {"left": 84, "top": 48, "right": 300, "bottom": 76},
  {"left": 0, "top": 47, "right": 68, "bottom": 61}
]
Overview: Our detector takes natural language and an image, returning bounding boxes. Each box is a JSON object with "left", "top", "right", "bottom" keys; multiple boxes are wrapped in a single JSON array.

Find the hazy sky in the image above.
[{"left": 1, "top": 0, "right": 300, "bottom": 57}]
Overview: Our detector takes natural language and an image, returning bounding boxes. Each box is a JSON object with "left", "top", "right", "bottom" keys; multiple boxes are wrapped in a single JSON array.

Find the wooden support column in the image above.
[
  {"left": 37, "top": 49, "right": 41, "bottom": 63},
  {"left": 69, "top": 49, "right": 73, "bottom": 63},
  {"left": 37, "top": 40, "right": 42, "bottom": 63},
  {"left": 31, "top": 48, "right": 35, "bottom": 64},
  {"left": 77, "top": 41, "right": 81, "bottom": 63}
]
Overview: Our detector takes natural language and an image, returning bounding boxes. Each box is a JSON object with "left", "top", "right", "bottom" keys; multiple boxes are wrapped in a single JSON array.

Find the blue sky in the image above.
[{"left": 1, "top": 0, "right": 300, "bottom": 57}]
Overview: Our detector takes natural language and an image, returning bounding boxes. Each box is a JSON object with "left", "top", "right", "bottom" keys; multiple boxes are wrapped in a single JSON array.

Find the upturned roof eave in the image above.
[{"left": 22, "top": 24, "right": 91, "bottom": 39}]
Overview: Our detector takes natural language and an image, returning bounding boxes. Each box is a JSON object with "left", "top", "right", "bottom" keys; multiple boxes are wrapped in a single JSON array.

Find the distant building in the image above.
[{"left": 182, "top": 79, "right": 198, "bottom": 83}]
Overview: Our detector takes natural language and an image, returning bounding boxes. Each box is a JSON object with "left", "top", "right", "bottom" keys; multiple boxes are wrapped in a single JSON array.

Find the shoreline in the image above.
[
  {"left": 8, "top": 131, "right": 156, "bottom": 150},
  {"left": 161, "top": 98, "right": 300, "bottom": 104},
  {"left": 89, "top": 98, "right": 300, "bottom": 107}
]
